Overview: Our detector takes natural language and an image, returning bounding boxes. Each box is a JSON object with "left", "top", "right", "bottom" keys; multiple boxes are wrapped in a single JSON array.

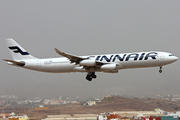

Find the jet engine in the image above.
[
  {"left": 79, "top": 59, "right": 96, "bottom": 66},
  {"left": 101, "top": 64, "right": 116, "bottom": 71},
  {"left": 101, "top": 63, "right": 124, "bottom": 71}
]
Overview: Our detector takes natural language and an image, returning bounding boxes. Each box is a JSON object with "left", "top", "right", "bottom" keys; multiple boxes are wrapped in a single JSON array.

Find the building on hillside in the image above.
[
  {"left": 95, "top": 99, "right": 103, "bottom": 103},
  {"left": 150, "top": 116, "right": 179, "bottom": 120},
  {"left": 83, "top": 101, "right": 96, "bottom": 106},
  {"left": 154, "top": 108, "right": 164, "bottom": 114},
  {"left": 97, "top": 113, "right": 121, "bottom": 120},
  {"left": 45, "top": 114, "right": 97, "bottom": 120},
  {"left": 8, "top": 112, "right": 29, "bottom": 120},
  {"left": 9, "top": 115, "right": 29, "bottom": 120},
  {"left": 0, "top": 113, "right": 9, "bottom": 118}
]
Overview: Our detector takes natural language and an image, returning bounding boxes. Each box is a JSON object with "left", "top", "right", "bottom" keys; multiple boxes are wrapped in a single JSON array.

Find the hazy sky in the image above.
[{"left": 0, "top": 0, "right": 180, "bottom": 99}]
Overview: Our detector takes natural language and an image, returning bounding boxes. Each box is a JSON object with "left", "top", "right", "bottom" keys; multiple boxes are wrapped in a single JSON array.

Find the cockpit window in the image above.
[{"left": 169, "top": 54, "right": 174, "bottom": 56}]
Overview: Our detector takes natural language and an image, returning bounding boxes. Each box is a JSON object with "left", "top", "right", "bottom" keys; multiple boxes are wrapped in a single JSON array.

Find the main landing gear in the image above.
[
  {"left": 159, "top": 66, "right": 162, "bottom": 73},
  {"left": 86, "top": 72, "right": 97, "bottom": 81}
]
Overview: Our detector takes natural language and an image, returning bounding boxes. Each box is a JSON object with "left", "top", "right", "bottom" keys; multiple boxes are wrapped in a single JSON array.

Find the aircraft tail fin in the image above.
[{"left": 5, "top": 38, "right": 37, "bottom": 60}]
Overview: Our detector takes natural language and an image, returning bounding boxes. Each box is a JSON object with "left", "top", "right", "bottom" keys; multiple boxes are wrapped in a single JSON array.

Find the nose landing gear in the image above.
[
  {"left": 86, "top": 72, "right": 97, "bottom": 81},
  {"left": 159, "top": 66, "right": 162, "bottom": 73}
]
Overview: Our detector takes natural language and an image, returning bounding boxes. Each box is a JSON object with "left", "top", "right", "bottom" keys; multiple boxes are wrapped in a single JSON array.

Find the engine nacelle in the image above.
[
  {"left": 101, "top": 63, "right": 124, "bottom": 71},
  {"left": 79, "top": 59, "right": 96, "bottom": 66},
  {"left": 101, "top": 64, "right": 116, "bottom": 71}
]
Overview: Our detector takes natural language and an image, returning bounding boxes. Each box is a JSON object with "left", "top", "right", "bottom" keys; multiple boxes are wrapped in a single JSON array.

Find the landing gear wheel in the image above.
[
  {"left": 86, "top": 75, "right": 92, "bottom": 81},
  {"left": 159, "top": 66, "right": 162, "bottom": 73},
  {"left": 86, "top": 72, "right": 97, "bottom": 81},
  {"left": 91, "top": 72, "right": 97, "bottom": 79},
  {"left": 92, "top": 74, "right": 97, "bottom": 79}
]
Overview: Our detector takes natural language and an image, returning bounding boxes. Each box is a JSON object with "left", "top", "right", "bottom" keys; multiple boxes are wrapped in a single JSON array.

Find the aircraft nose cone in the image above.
[
  {"left": 175, "top": 56, "right": 178, "bottom": 61},
  {"left": 171, "top": 56, "right": 178, "bottom": 62},
  {"left": 163, "top": 55, "right": 178, "bottom": 65}
]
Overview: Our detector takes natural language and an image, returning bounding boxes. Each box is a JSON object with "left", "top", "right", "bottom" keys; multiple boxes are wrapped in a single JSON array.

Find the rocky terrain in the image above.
[{"left": 12, "top": 96, "right": 180, "bottom": 120}]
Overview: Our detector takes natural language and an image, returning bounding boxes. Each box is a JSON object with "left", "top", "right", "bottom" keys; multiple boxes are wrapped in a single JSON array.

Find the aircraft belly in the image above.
[
  {"left": 42, "top": 63, "right": 75, "bottom": 73},
  {"left": 121, "top": 59, "right": 158, "bottom": 69},
  {"left": 24, "top": 60, "right": 76, "bottom": 73}
]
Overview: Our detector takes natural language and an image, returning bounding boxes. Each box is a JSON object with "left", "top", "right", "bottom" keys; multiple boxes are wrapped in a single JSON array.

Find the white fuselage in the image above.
[
  {"left": 15, "top": 51, "right": 177, "bottom": 73},
  {"left": 4, "top": 38, "right": 178, "bottom": 81}
]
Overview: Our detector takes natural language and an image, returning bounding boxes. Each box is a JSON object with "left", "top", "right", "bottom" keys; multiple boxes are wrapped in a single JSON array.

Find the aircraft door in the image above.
[
  {"left": 159, "top": 53, "right": 164, "bottom": 60},
  {"left": 37, "top": 60, "right": 41, "bottom": 67},
  {"left": 158, "top": 53, "right": 164, "bottom": 65}
]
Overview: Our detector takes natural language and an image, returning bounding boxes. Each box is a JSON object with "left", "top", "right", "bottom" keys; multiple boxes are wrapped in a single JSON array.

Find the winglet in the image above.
[
  {"left": 54, "top": 48, "right": 85, "bottom": 63},
  {"left": 54, "top": 48, "right": 60, "bottom": 53},
  {"left": 54, "top": 48, "right": 67, "bottom": 57}
]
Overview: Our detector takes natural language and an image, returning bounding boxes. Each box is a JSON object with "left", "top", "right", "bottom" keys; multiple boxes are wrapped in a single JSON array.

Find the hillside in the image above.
[{"left": 11, "top": 96, "right": 180, "bottom": 120}]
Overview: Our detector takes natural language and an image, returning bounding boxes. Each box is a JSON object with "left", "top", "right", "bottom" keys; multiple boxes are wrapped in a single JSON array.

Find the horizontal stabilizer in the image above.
[{"left": 3, "top": 59, "right": 25, "bottom": 66}]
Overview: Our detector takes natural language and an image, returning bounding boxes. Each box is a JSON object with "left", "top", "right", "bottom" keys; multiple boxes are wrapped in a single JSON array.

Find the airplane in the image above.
[{"left": 3, "top": 38, "right": 178, "bottom": 81}]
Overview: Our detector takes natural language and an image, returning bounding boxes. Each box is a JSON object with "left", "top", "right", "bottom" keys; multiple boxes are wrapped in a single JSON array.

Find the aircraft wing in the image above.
[
  {"left": 54, "top": 48, "right": 86, "bottom": 64},
  {"left": 55, "top": 48, "right": 113, "bottom": 66},
  {"left": 95, "top": 60, "right": 109, "bottom": 66}
]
